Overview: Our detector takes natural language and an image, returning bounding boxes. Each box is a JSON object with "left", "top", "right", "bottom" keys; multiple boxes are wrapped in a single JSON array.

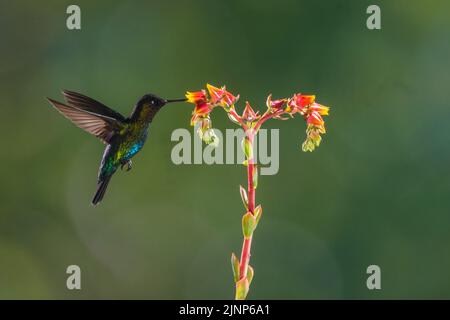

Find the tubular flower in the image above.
[
  {"left": 284, "top": 93, "right": 329, "bottom": 152},
  {"left": 306, "top": 110, "right": 324, "bottom": 126},
  {"left": 302, "top": 123, "right": 326, "bottom": 152},
  {"left": 266, "top": 94, "right": 287, "bottom": 112},
  {"left": 190, "top": 102, "right": 212, "bottom": 126},
  {"left": 309, "top": 102, "right": 329, "bottom": 116},
  {"left": 186, "top": 84, "right": 240, "bottom": 145},
  {"left": 206, "top": 83, "right": 239, "bottom": 107},
  {"left": 186, "top": 90, "right": 207, "bottom": 104},
  {"left": 197, "top": 116, "right": 219, "bottom": 146},
  {"left": 222, "top": 90, "right": 239, "bottom": 107},
  {"left": 187, "top": 90, "right": 212, "bottom": 127},
  {"left": 286, "top": 94, "right": 316, "bottom": 114},
  {"left": 301, "top": 103, "right": 329, "bottom": 152},
  {"left": 296, "top": 94, "right": 316, "bottom": 108},
  {"left": 206, "top": 84, "right": 225, "bottom": 105},
  {"left": 241, "top": 102, "right": 259, "bottom": 122}
]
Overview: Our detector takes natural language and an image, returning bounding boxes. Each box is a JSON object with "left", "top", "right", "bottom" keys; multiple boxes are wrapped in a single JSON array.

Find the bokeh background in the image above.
[{"left": 1, "top": 0, "right": 449, "bottom": 299}]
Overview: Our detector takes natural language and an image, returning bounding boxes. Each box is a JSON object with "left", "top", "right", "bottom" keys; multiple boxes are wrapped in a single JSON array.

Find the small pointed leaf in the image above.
[
  {"left": 252, "top": 165, "right": 258, "bottom": 189},
  {"left": 231, "top": 253, "right": 240, "bottom": 283},
  {"left": 242, "top": 212, "right": 257, "bottom": 238},
  {"left": 241, "top": 136, "right": 253, "bottom": 160},
  {"left": 247, "top": 265, "right": 254, "bottom": 285},
  {"left": 240, "top": 185, "right": 248, "bottom": 210},
  {"left": 254, "top": 205, "right": 262, "bottom": 226},
  {"left": 235, "top": 278, "right": 249, "bottom": 300}
]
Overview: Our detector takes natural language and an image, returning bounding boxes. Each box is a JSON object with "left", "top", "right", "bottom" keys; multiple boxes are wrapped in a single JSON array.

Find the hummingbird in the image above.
[{"left": 47, "top": 90, "right": 186, "bottom": 205}]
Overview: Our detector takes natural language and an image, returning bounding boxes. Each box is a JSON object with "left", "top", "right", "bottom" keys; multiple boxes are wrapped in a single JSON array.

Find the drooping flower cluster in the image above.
[
  {"left": 286, "top": 94, "right": 329, "bottom": 152},
  {"left": 186, "top": 84, "right": 330, "bottom": 152},
  {"left": 265, "top": 92, "right": 330, "bottom": 151},
  {"left": 186, "top": 84, "right": 239, "bottom": 146}
]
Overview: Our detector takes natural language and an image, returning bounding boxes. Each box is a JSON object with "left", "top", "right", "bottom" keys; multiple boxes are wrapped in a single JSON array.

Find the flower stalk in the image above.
[{"left": 185, "top": 84, "right": 330, "bottom": 299}]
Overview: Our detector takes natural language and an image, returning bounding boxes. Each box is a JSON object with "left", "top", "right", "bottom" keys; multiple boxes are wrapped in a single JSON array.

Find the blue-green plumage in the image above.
[{"left": 47, "top": 91, "right": 186, "bottom": 205}]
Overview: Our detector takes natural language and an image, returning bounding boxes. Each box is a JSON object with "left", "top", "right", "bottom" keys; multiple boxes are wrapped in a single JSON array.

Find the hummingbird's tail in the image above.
[{"left": 92, "top": 176, "right": 112, "bottom": 205}]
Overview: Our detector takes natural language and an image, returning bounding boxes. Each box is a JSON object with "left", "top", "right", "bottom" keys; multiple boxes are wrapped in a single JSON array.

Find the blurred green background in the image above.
[{"left": 1, "top": 0, "right": 449, "bottom": 299}]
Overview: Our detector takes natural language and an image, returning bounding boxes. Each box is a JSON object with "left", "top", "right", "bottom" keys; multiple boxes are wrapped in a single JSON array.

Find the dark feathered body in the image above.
[
  {"left": 47, "top": 91, "right": 185, "bottom": 205},
  {"left": 93, "top": 104, "right": 161, "bottom": 203}
]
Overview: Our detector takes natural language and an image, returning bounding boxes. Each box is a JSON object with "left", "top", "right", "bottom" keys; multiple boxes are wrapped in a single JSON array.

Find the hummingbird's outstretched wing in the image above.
[
  {"left": 47, "top": 97, "right": 125, "bottom": 144},
  {"left": 62, "top": 90, "right": 127, "bottom": 122}
]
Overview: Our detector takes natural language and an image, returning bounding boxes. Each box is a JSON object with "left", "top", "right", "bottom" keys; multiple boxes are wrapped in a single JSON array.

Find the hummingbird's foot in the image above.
[{"left": 121, "top": 160, "right": 132, "bottom": 172}]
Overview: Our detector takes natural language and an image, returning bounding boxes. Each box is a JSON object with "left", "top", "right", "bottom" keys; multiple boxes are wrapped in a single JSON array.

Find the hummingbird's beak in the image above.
[{"left": 165, "top": 98, "right": 187, "bottom": 103}]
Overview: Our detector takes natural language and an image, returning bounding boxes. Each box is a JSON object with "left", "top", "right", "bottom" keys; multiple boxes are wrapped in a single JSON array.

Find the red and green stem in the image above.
[{"left": 239, "top": 133, "right": 256, "bottom": 282}]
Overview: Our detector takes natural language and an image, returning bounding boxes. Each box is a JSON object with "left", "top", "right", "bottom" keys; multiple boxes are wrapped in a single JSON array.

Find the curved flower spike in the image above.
[
  {"left": 301, "top": 103, "right": 330, "bottom": 152},
  {"left": 184, "top": 83, "right": 331, "bottom": 300}
]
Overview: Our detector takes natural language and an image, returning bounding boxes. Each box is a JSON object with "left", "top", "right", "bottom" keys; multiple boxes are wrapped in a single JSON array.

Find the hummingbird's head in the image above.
[
  {"left": 139, "top": 94, "right": 187, "bottom": 109},
  {"left": 131, "top": 93, "right": 187, "bottom": 121},
  {"left": 140, "top": 94, "right": 168, "bottom": 108}
]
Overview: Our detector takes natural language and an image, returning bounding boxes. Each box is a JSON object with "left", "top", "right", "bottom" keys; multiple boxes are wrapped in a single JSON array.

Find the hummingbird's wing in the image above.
[
  {"left": 62, "top": 90, "right": 127, "bottom": 122},
  {"left": 47, "top": 98, "right": 125, "bottom": 144}
]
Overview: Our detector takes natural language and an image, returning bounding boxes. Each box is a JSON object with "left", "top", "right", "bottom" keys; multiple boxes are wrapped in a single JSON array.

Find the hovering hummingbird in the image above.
[{"left": 47, "top": 90, "right": 186, "bottom": 205}]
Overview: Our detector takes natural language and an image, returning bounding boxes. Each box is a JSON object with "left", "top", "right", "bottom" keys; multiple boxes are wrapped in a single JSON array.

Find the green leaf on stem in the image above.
[
  {"left": 235, "top": 278, "right": 249, "bottom": 300},
  {"left": 254, "top": 205, "right": 262, "bottom": 226},
  {"left": 247, "top": 265, "right": 254, "bottom": 285},
  {"left": 240, "top": 185, "right": 248, "bottom": 210},
  {"left": 231, "top": 253, "right": 240, "bottom": 283},
  {"left": 252, "top": 165, "right": 258, "bottom": 189},
  {"left": 242, "top": 212, "right": 257, "bottom": 238},
  {"left": 241, "top": 136, "right": 253, "bottom": 160}
]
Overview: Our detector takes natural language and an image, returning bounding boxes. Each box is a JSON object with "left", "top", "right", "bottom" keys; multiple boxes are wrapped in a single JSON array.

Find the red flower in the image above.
[
  {"left": 282, "top": 94, "right": 330, "bottom": 152},
  {"left": 186, "top": 84, "right": 330, "bottom": 152},
  {"left": 241, "top": 102, "right": 259, "bottom": 122},
  {"left": 194, "top": 101, "right": 211, "bottom": 116},
  {"left": 301, "top": 105, "right": 329, "bottom": 152},
  {"left": 266, "top": 94, "right": 287, "bottom": 111},
  {"left": 206, "top": 84, "right": 223, "bottom": 104},
  {"left": 190, "top": 102, "right": 212, "bottom": 126},
  {"left": 207, "top": 84, "right": 239, "bottom": 107},
  {"left": 222, "top": 90, "right": 239, "bottom": 107},
  {"left": 294, "top": 94, "right": 315, "bottom": 108},
  {"left": 306, "top": 111, "right": 324, "bottom": 126},
  {"left": 287, "top": 94, "right": 316, "bottom": 114},
  {"left": 186, "top": 90, "right": 207, "bottom": 104},
  {"left": 186, "top": 90, "right": 213, "bottom": 126}
]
